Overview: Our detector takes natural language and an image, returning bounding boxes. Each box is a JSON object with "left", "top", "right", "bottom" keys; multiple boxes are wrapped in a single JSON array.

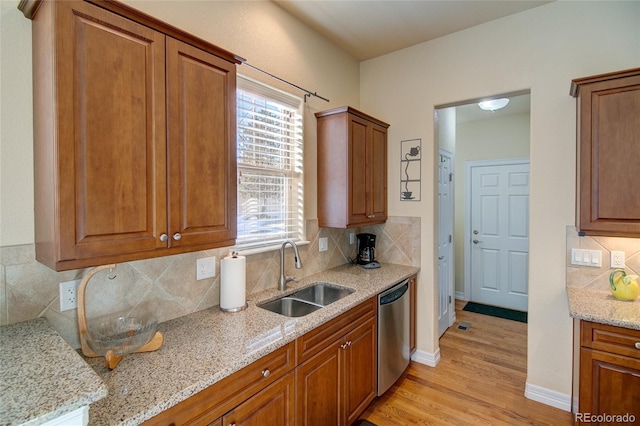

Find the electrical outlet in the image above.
[
  {"left": 319, "top": 237, "right": 328, "bottom": 252},
  {"left": 59, "top": 279, "right": 81, "bottom": 312},
  {"left": 197, "top": 256, "right": 216, "bottom": 280},
  {"left": 611, "top": 251, "right": 626, "bottom": 268}
]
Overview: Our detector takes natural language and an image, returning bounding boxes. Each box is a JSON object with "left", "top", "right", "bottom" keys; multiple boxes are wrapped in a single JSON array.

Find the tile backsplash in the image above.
[
  {"left": 0, "top": 217, "right": 420, "bottom": 348},
  {"left": 566, "top": 226, "right": 640, "bottom": 290}
]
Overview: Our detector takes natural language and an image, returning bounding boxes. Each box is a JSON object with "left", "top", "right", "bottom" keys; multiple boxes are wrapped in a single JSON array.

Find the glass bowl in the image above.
[{"left": 84, "top": 315, "right": 158, "bottom": 357}]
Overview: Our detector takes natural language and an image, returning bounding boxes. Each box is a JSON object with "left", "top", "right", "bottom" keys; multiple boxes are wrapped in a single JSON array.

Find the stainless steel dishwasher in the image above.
[{"left": 377, "top": 278, "right": 410, "bottom": 396}]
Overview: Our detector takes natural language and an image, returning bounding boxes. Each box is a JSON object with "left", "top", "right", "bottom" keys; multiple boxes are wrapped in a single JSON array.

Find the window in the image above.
[{"left": 236, "top": 75, "right": 304, "bottom": 248}]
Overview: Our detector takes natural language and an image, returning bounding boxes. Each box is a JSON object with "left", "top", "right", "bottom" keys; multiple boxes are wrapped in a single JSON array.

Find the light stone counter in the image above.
[
  {"left": 0, "top": 318, "right": 107, "bottom": 426},
  {"left": 84, "top": 262, "right": 419, "bottom": 426},
  {"left": 567, "top": 287, "right": 640, "bottom": 330}
]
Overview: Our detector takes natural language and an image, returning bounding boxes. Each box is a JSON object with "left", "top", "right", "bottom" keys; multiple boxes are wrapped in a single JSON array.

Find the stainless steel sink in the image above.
[
  {"left": 258, "top": 283, "right": 354, "bottom": 317},
  {"left": 258, "top": 297, "right": 322, "bottom": 317},
  {"left": 291, "top": 283, "right": 354, "bottom": 306}
]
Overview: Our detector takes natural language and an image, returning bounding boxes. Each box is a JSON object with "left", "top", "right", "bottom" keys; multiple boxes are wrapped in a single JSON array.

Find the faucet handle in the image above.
[{"left": 286, "top": 276, "right": 297, "bottom": 283}]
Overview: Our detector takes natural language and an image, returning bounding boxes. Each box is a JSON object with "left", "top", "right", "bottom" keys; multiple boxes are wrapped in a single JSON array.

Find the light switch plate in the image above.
[
  {"left": 570, "top": 249, "right": 602, "bottom": 267},
  {"left": 197, "top": 256, "right": 216, "bottom": 280},
  {"left": 319, "top": 237, "right": 328, "bottom": 252}
]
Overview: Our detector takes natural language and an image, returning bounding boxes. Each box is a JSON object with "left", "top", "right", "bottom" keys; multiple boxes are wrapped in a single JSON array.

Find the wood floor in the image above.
[{"left": 360, "top": 300, "right": 573, "bottom": 425}]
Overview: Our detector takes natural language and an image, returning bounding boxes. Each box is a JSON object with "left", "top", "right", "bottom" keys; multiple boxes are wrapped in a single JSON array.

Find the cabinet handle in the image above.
[
  {"left": 159, "top": 233, "right": 168, "bottom": 242},
  {"left": 173, "top": 233, "right": 182, "bottom": 241},
  {"left": 368, "top": 214, "right": 375, "bottom": 219},
  {"left": 341, "top": 343, "right": 348, "bottom": 350},
  {"left": 635, "top": 342, "right": 640, "bottom": 350},
  {"left": 262, "top": 369, "right": 270, "bottom": 378}
]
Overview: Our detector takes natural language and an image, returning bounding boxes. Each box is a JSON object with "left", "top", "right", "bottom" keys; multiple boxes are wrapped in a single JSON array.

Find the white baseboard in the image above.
[
  {"left": 455, "top": 291, "right": 466, "bottom": 300},
  {"left": 525, "top": 382, "right": 572, "bottom": 412},
  {"left": 411, "top": 348, "right": 441, "bottom": 367}
]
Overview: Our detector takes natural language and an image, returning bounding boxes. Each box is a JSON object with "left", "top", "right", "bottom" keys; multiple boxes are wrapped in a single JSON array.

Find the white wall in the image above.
[
  {"left": 0, "top": 0, "right": 360, "bottom": 247},
  {"left": 360, "top": 0, "right": 640, "bottom": 402}
]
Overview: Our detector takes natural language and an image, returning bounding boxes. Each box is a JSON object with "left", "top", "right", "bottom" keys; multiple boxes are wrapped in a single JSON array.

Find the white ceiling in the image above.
[{"left": 274, "top": 0, "right": 553, "bottom": 61}]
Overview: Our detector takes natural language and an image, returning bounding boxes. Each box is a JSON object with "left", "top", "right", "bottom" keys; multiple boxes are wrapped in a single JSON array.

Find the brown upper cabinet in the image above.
[
  {"left": 571, "top": 68, "right": 640, "bottom": 237},
  {"left": 21, "top": 0, "right": 243, "bottom": 271},
  {"left": 315, "top": 107, "right": 389, "bottom": 228}
]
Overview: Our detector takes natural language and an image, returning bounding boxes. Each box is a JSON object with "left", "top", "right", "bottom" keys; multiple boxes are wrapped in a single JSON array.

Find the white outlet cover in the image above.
[
  {"left": 197, "top": 256, "right": 216, "bottom": 280},
  {"left": 59, "top": 279, "right": 81, "bottom": 312},
  {"left": 319, "top": 237, "right": 328, "bottom": 252},
  {"left": 611, "top": 251, "right": 626, "bottom": 268}
]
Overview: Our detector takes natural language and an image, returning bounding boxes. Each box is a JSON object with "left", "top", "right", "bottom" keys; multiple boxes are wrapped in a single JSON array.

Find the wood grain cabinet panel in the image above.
[
  {"left": 571, "top": 68, "right": 640, "bottom": 237},
  {"left": 24, "top": 0, "right": 239, "bottom": 270},
  {"left": 578, "top": 321, "right": 640, "bottom": 423},
  {"left": 296, "top": 302, "right": 377, "bottom": 426},
  {"left": 316, "top": 107, "right": 389, "bottom": 228}
]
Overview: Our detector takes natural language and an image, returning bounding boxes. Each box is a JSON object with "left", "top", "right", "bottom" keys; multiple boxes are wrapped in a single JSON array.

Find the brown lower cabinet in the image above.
[
  {"left": 578, "top": 321, "right": 640, "bottom": 424},
  {"left": 143, "top": 297, "right": 377, "bottom": 426}
]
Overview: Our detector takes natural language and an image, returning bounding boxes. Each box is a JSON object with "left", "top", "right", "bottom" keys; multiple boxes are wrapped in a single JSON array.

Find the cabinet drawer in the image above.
[
  {"left": 581, "top": 321, "right": 640, "bottom": 359},
  {"left": 143, "top": 342, "right": 294, "bottom": 426},
  {"left": 296, "top": 297, "right": 376, "bottom": 363}
]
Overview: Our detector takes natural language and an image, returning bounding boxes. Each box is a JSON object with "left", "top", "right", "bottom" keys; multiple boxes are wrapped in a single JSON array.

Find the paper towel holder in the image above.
[{"left": 220, "top": 251, "right": 248, "bottom": 313}]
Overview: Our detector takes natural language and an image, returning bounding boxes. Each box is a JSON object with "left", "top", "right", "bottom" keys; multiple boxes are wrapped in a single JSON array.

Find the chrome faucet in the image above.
[{"left": 279, "top": 239, "right": 303, "bottom": 291}]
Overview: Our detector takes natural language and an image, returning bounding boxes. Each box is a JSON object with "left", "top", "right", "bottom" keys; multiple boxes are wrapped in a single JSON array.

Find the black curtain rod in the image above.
[{"left": 243, "top": 62, "right": 330, "bottom": 103}]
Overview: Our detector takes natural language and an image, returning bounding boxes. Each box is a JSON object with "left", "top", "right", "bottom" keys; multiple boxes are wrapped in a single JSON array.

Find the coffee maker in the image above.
[{"left": 356, "top": 233, "right": 380, "bottom": 268}]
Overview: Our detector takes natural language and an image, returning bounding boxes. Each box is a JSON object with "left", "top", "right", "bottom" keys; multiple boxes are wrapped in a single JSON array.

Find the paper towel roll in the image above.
[{"left": 220, "top": 253, "right": 247, "bottom": 312}]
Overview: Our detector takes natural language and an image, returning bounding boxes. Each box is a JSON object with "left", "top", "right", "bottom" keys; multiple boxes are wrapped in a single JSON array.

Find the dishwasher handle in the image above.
[{"left": 379, "top": 281, "right": 409, "bottom": 305}]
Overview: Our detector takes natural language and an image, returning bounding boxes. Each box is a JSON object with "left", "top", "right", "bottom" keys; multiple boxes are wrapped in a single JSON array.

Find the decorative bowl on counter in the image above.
[{"left": 84, "top": 315, "right": 158, "bottom": 357}]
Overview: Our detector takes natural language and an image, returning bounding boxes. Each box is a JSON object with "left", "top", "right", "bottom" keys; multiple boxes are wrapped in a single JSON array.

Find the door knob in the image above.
[
  {"left": 173, "top": 233, "right": 182, "bottom": 241},
  {"left": 473, "top": 239, "right": 481, "bottom": 244},
  {"left": 473, "top": 230, "right": 479, "bottom": 235},
  {"left": 159, "top": 233, "right": 168, "bottom": 242},
  {"left": 438, "top": 256, "right": 444, "bottom": 260}
]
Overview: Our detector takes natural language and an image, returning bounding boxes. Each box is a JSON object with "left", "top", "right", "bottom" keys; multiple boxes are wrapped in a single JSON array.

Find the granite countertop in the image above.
[
  {"left": 0, "top": 318, "right": 107, "bottom": 426},
  {"left": 567, "top": 286, "right": 640, "bottom": 330},
  {"left": 84, "top": 262, "right": 419, "bottom": 425}
]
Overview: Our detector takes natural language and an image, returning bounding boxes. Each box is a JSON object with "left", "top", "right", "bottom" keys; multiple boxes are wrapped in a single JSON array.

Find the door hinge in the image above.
[
  {"left": 448, "top": 235, "right": 452, "bottom": 243},
  {"left": 449, "top": 295, "right": 452, "bottom": 303},
  {"left": 449, "top": 173, "right": 453, "bottom": 182}
]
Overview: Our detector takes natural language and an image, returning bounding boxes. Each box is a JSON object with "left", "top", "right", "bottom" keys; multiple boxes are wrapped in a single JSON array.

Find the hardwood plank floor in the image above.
[{"left": 359, "top": 300, "right": 572, "bottom": 425}]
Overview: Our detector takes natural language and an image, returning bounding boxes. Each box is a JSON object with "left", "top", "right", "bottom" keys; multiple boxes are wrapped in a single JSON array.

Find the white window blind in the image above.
[{"left": 236, "top": 75, "right": 304, "bottom": 247}]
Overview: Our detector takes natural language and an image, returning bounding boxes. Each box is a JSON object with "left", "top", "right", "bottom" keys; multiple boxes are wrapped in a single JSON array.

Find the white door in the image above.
[
  {"left": 438, "top": 149, "right": 454, "bottom": 336},
  {"left": 468, "top": 159, "right": 529, "bottom": 311}
]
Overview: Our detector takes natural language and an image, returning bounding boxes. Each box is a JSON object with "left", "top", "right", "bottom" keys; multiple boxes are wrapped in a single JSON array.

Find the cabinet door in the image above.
[
  {"left": 295, "top": 341, "right": 342, "bottom": 426},
  {"left": 576, "top": 71, "right": 640, "bottom": 236},
  {"left": 166, "top": 37, "right": 237, "bottom": 248},
  {"left": 579, "top": 348, "right": 640, "bottom": 422},
  {"left": 344, "top": 317, "right": 377, "bottom": 425},
  {"left": 348, "top": 114, "right": 370, "bottom": 226},
  {"left": 223, "top": 373, "right": 294, "bottom": 426},
  {"left": 53, "top": 1, "right": 167, "bottom": 264},
  {"left": 369, "top": 122, "right": 388, "bottom": 222}
]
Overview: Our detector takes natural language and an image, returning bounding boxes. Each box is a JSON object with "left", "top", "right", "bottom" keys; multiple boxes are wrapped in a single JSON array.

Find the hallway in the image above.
[{"left": 360, "top": 301, "right": 572, "bottom": 425}]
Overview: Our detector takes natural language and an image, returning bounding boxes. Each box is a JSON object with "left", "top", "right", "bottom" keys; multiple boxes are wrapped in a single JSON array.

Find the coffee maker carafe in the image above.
[{"left": 356, "top": 233, "right": 380, "bottom": 268}]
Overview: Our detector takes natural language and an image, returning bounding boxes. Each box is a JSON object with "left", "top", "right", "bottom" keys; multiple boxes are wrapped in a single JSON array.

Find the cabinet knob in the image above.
[
  {"left": 262, "top": 369, "right": 270, "bottom": 378},
  {"left": 635, "top": 342, "right": 640, "bottom": 350},
  {"left": 159, "top": 233, "right": 168, "bottom": 242},
  {"left": 173, "top": 233, "right": 182, "bottom": 241}
]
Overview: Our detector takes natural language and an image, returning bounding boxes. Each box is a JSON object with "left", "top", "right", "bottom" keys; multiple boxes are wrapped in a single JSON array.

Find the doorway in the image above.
[
  {"left": 466, "top": 158, "right": 530, "bottom": 311},
  {"left": 435, "top": 92, "right": 531, "bottom": 332}
]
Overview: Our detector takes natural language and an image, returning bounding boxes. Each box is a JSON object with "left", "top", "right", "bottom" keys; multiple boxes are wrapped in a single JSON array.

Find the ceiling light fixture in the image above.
[{"left": 478, "top": 98, "right": 510, "bottom": 112}]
